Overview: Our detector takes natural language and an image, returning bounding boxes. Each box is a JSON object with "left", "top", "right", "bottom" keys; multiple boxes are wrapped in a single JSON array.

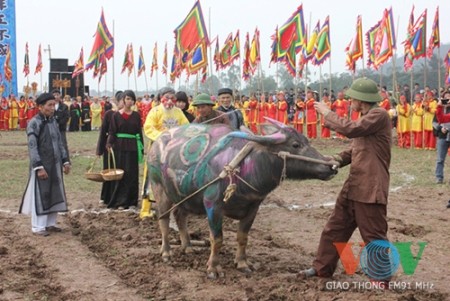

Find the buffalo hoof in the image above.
[
  {"left": 237, "top": 266, "right": 252, "bottom": 274},
  {"left": 183, "top": 246, "right": 193, "bottom": 254},
  {"left": 206, "top": 266, "right": 225, "bottom": 280}
]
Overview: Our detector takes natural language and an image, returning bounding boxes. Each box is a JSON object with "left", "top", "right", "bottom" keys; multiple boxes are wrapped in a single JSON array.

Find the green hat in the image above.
[
  {"left": 192, "top": 93, "right": 214, "bottom": 106},
  {"left": 345, "top": 78, "right": 382, "bottom": 103}
]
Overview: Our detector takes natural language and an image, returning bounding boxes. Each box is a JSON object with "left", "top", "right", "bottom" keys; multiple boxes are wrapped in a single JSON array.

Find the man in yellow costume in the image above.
[
  {"left": 423, "top": 92, "right": 438, "bottom": 150},
  {"left": 140, "top": 87, "right": 189, "bottom": 219}
]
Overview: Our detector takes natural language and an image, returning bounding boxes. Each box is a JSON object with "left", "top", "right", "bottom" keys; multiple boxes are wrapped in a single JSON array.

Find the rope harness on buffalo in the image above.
[
  {"left": 275, "top": 151, "right": 340, "bottom": 184},
  {"left": 158, "top": 143, "right": 256, "bottom": 219}
]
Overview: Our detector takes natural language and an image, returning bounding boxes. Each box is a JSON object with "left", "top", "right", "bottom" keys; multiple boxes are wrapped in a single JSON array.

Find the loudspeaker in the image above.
[{"left": 50, "top": 59, "right": 68, "bottom": 72}]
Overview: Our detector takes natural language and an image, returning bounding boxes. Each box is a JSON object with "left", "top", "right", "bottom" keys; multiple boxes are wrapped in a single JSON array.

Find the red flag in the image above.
[
  {"left": 345, "top": 15, "right": 363, "bottom": 72},
  {"left": 427, "top": 6, "right": 439, "bottom": 58},
  {"left": 72, "top": 47, "right": 85, "bottom": 78},
  {"left": 23, "top": 43, "right": 30, "bottom": 77},
  {"left": 242, "top": 32, "right": 250, "bottom": 81},
  {"left": 34, "top": 44, "right": 43, "bottom": 75},
  {"left": 213, "top": 36, "right": 220, "bottom": 71},
  {"left": 98, "top": 51, "right": 107, "bottom": 82},
  {"left": 162, "top": 42, "right": 168, "bottom": 75}
]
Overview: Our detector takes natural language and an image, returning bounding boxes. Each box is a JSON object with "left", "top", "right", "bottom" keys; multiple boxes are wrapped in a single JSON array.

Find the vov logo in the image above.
[{"left": 333, "top": 240, "right": 427, "bottom": 280}]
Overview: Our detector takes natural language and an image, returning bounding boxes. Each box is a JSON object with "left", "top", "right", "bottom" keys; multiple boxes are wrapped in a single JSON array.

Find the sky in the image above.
[{"left": 15, "top": 0, "right": 449, "bottom": 95}]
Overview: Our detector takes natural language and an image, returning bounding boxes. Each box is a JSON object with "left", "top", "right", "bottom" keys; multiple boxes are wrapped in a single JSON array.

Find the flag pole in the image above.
[
  {"left": 424, "top": 57, "right": 427, "bottom": 88},
  {"left": 133, "top": 65, "right": 138, "bottom": 93},
  {"left": 392, "top": 15, "right": 400, "bottom": 92},
  {"left": 319, "top": 65, "right": 322, "bottom": 101},
  {"left": 328, "top": 58, "right": 332, "bottom": 97},
  {"left": 438, "top": 47, "right": 441, "bottom": 95},
  {"left": 144, "top": 69, "right": 149, "bottom": 93},
  {"left": 208, "top": 7, "right": 214, "bottom": 95}
]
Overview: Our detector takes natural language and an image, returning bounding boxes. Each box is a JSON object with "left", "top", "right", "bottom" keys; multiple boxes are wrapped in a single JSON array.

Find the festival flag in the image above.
[
  {"left": 85, "top": 9, "right": 114, "bottom": 71},
  {"left": 137, "top": 46, "right": 146, "bottom": 77},
  {"left": 345, "top": 15, "right": 363, "bottom": 72},
  {"left": 248, "top": 28, "right": 260, "bottom": 73},
  {"left": 92, "top": 51, "right": 101, "bottom": 78},
  {"left": 403, "top": 5, "right": 415, "bottom": 71},
  {"left": 213, "top": 36, "right": 220, "bottom": 71},
  {"left": 34, "top": 44, "right": 43, "bottom": 75},
  {"left": 366, "top": 20, "right": 380, "bottom": 69},
  {"left": 188, "top": 40, "right": 208, "bottom": 74},
  {"left": 200, "top": 65, "right": 207, "bottom": 83},
  {"left": 242, "top": 32, "right": 250, "bottom": 81},
  {"left": 162, "top": 42, "right": 168, "bottom": 75},
  {"left": 269, "top": 26, "right": 278, "bottom": 66},
  {"left": 230, "top": 30, "right": 240, "bottom": 63},
  {"left": 170, "top": 46, "right": 181, "bottom": 82},
  {"left": 121, "top": 44, "right": 130, "bottom": 74},
  {"left": 445, "top": 50, "right": 450, "bottom": 84},
  {"left": 98, "top": 50, "right": 108, "bottom": 82},
  {"left": 373, "top": 8, "right": 396, "bottom": 69},
  {"left": 23, "top": 43, "right": 30, "bottom": 77},
  {"left": 275, "top": 5, "right": 306, "bottom": 59},
  {"left": 220, "top": 33, "right": 233, "bottom": 68},
  {"left": 410, "top": 9, "right": 427, "bottom": 59},
  {"left": 297, "top": 51, "right": 306, "bottom": 78},
  {"left": 3, "top": 46, "right": 12, "bottom": 82},
  {"left": 427, "top": 6, "right": 439, "bottom": 58},
  {"left": 285, "top": 31, "right": 297, "bottom": 76},
  {"left": 72, "top": 47, "right": 85, "bottom": 78},
  {"left": 127, "top": 43, "right": 135, "bottom": 75},
  {"left": 150, "top": 42, "right": 158, "bottom": 78},
  {"left": 173, "top": 0, "right": 209, "bottom": 76},
  {"left": 304, "top": 21, "right": 320, "bottom": 62},
  {"left": 313, "top": 16, "right": 331, "bottom": 66}
]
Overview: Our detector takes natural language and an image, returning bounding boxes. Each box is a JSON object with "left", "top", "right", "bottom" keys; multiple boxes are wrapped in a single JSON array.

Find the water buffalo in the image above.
[{"left": 148, "top": 120, "right": 337, "bottom": 279}]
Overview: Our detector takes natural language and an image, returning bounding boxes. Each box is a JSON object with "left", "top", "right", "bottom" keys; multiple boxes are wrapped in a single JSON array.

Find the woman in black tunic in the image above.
[
  {"left": 68, "top": 96, "right": 81, "bottom": 131},
  {"left": 96, "top": 91, "right": 124, "bottom": 206},
  {"left": 81, "top": 96, "right": 92, "bottom": 131},
  {"left": 106, "top": 90, "right": 144, "bottom": 209}
]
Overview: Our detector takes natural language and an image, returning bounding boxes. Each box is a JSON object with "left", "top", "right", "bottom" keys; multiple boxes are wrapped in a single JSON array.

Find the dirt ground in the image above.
[{"left": 1, "top": 138, "right": 450, "bottom": 301}]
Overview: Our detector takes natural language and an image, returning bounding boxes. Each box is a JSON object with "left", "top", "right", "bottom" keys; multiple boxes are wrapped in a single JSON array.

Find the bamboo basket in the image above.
[
  {"left": 101, "top": 149, "right": 124, "bottom": 181},
  {"left": 84, "top": 156, "right": 104, "bottom": 182}
]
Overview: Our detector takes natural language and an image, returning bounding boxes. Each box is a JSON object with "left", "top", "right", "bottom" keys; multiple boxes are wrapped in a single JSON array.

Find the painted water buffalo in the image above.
[{"left": 148, "top": 120, "right": 337, "bottom": 279}]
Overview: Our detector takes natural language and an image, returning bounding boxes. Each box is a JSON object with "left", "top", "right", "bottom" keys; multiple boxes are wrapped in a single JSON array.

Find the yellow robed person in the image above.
[{"left": 140, "top": 87, "right": 189, "bottom": 219}]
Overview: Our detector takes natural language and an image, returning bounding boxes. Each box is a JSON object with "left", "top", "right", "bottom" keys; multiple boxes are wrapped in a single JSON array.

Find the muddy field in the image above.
[{"left": 1, "top": 132, "right": 449, "bottom": 301}]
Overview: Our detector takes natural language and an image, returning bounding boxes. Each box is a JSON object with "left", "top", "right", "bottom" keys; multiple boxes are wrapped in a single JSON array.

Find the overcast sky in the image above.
[{"left": 15, "top": 0, "right": 449, "bottom": 94}]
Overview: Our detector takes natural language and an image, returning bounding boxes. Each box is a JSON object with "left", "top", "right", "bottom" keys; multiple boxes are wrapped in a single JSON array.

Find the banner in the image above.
[{"left": 0, "top": 0, "right": 17, "bottom": 96}]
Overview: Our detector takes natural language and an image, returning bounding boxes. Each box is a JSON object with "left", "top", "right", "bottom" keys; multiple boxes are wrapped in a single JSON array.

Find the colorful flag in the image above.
[
  {"left": 403, "top": 5, "right": 415, "bottom": 71},
  {"left": 313, "top": 16, "right": 331, "bottom": 66},
  {"left": 269, "top": 26, "right": 278, "bottom": 66},
  {"left": 23, "top": 43, "right": 30, "bottom": 77},
  {"left": 366, "top": 21, "right": 380, "bottom": 69},
  {"left": 121, "top": 44, "right": 130, "bottom": 74},
  {"left": 345, "top": 15, "right": 363, "bottom": 72},
  {"left": 85, "top": 9, "right": 114, "bottom": 71},
  {"left": 34, "top": 44, "right": 43, "bottom": 75},
  {"left": 220, "top": 33, "right": 233, "bottom": 68},
  {"left": 230, "top": 30, "right": 240, "bottom": 63},
  {"left": 98, "top": 51, "right": 108, "bottom": 83},
  {"left": 127, "top": 43, "right": 134, "bottom": 75},
  {"left": 304, "top": 21, "right": 320, "bottom": 62},
  {"left": 213, "top": 36, "right": 220, "bottom": 71},
  {"left": 174, "top": 0, "right": 209, "bottom": 75},
  {"left": 162, "top": 42, "right": 168, "bottom": 75},
  {"left": 242, "top": 32, "right": 250, "bottom": 81},
  {"left": 297, "top": 51, "right": 306, "bottom": 78},
  {"left": 445, "top": 50, "right": 450, "bottom": 84},
  {"left": 373, "top": 8, "right": 396, "bottom": 68},
  {"left": 4, "top": 45, "right": 12, "bottom": 82},
  {"left": 276, "top": 5, "right": 306, "bottom": 59},
  {"left": 72, "top": 47, "right": 85, "bottom": 78},
  {"left": 249, "top": 28, "right": 260, "bottom": 73},
  {"left": 200, "top": 65, "right": 207, "bottom": 83},
  {"left": 188, "top": 40, "right": 208, "bottom": 74},
  {"left": 285, "top": 31, "right": 297, "bottom": 76},
  {"left": 170, "top": 45, "right": 181, "bottom": 82},
  {"left": 150, "top": 42, "right": 158, "bottom": 78},
  {"left": 93, "top": 51, "right": 101, "bottom": 79},
  {"left": 410, "top": 9, "right": 427, "bottom": 59},
  {"left": 427, "top": 6, "right": 439, "bottom": 58},
  {"left": 138, "top": 46, "right": 146, "bottom": 77}
]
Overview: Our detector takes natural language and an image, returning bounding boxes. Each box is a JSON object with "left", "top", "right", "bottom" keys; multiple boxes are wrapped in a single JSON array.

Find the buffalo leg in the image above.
[
  {"left": 173, "top": 207, "right": 192, "bottom": 254},
  {"left": 235, "top": 203, "right": 260, "bottom": 273},
  {"left": 154, "top": 185, "right": 172, "bottom": 262},
  {"left": 203, "top": 186, "right": 224, "bottom": 279}
]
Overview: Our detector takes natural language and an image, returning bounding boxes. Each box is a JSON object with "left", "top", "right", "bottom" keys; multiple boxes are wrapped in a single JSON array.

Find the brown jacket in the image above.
[{"left": 325, "top": 107, "right": 391, "bottom": 204}]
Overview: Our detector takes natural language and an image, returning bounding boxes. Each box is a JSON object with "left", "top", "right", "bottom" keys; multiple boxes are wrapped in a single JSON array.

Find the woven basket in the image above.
[
  {"left": 101, "top": 149, "right": 124, "bottom": 181},
  {"left": 84, "top": 156, "right": 104, "bottom": 182}
]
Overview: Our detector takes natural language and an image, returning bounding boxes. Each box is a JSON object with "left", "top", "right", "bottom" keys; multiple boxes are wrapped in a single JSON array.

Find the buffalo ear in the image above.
[{"left": 259, "top": 123, "right": 278, "bottom": 136}]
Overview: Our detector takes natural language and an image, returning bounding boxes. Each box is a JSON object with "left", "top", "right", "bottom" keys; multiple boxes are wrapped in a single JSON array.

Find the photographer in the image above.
[{"left": 434, "top": 93, "right": 450, "bottom": 189}]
